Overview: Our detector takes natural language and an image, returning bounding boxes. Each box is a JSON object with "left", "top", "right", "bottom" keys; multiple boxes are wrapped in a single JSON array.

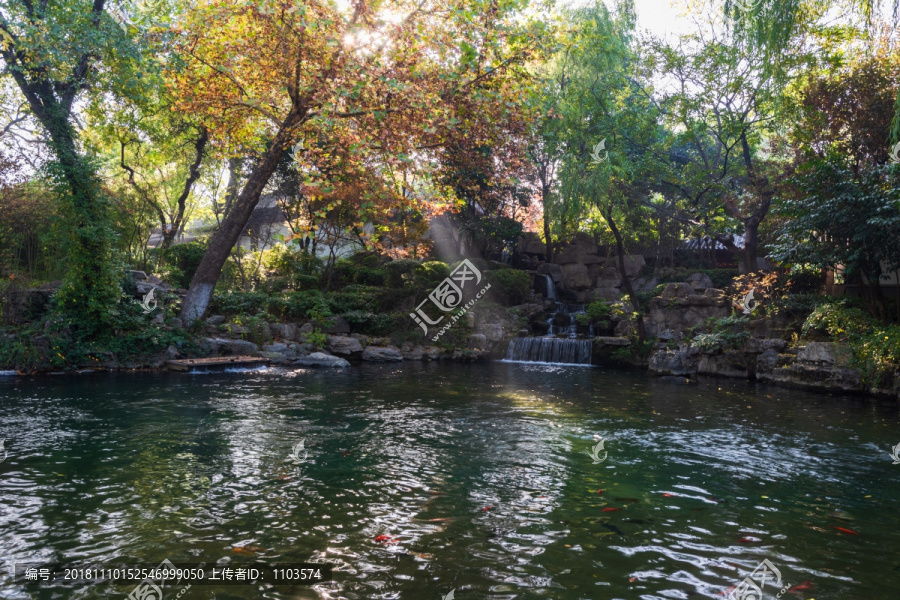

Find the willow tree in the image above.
[{"left": 170, "top": 0, "right": 545, "bottom": 324}]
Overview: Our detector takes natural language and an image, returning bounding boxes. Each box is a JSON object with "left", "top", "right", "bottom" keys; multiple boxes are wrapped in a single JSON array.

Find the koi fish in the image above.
[
  {"left": 482, "top": 506, "right": 492, "bottom": 512},
  {"left": 602, "top": 523, "right": 624, "bottom": 536},
  {"left": 661, "top": 493, "right": 674, "bottom": 497},
  {"left": 232, "top": 546, "right": 264, "bottom": 555},
  {"left": 373, "top": 535, "right": 395, "bottom": 543},
  {"left": 596, "top": 489, "right": 605, "bottom": 495},
  {"left": 601, "top": 507, "right": 621, "bottom": 512},
  {"left": 736, "top": 537, "right": 760, "bottom": 543},
  {"left": 789, "top": 581, "right": 815, "bottom": 592},
  {"left": 831, "top": 526, "right": 859, "bottom": 535}
]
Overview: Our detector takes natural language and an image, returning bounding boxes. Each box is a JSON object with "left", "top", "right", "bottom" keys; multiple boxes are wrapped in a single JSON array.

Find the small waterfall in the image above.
[
  {"left": 548, "top": 303, "right": 584, "bottom": 337},
  {"left": 504, "top": 337, "right": 593, "bottom": 365},
  {"left": 543, "top": 274, "right": 557, "bottom": 301}
]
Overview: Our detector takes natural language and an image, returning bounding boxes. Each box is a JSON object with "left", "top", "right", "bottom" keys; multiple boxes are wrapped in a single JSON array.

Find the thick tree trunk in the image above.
[{"left": 180, "top": 111, "right": 304, "bottom": 324}]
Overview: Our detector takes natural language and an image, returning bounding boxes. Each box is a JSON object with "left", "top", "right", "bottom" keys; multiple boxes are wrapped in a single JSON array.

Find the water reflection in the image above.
[{"left": 0, "top": 363, "right": 899, "bottom": 599}]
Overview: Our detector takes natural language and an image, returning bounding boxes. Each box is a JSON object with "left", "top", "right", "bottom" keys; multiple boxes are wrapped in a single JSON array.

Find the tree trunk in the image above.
[
  {"left": 541, "top": 179, "right": 554, "bottom": 263},
  {"left": 606, "top": 208, "right": 646, "bottom": 343},
  {"left": 159, "top": 126, "right": 208, "bottom": 253},
  {"left": 180, "top": 111, "right": 304, "bottom": 324}
]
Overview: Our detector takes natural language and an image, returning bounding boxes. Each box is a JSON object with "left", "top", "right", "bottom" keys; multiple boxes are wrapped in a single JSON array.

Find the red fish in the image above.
[
  {"left": 661, "top": 493, "right": 674, "bottom": 497},
  {"left": 789, "top": 581, "right": 815, "bottom": 592},
  {"left": 596, "top": 489, "right": 605, "bottom": 495},
  {"left": 482, "top": 506, "right": 491, "bottom": 512},
  {"left": 831, "top": 526, "right": 859, "bottom": 536},
  {"left": 602, "top": 507, "right": 621, "bottom": 512},
  {"left": 373, "top": 535, "right": 393, "bottom": 543},
  {"left": 736, "top": 537, "right": 760, "bottom": 543}
]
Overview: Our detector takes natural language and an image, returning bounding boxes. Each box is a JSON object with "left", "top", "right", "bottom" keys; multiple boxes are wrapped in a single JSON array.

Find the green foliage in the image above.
[
  {"left": 689, "top": 315, "right": 750, "bottom": 353},
  {"left": 301, "top": 330, "right": 328, "bottom": 350},
  {"left": 208, "top": 290, "right": 269, "bottom": 317},
  {"left": 576, "top": 299, "right": 611, "bottom": 326},
  {"left": 413, "top": 261, "right": 451, "bottom": 288},
  {"left": 801, "top": 301, "right": 900, "bottom": 383},
  {"left": 341, "top": 310, "right": 410, "bottom": 336},
  {"left": 229, "top": 313, "right": 272, "bottom": 346},
  {"left": 486, "top": 269, "right": 530, "bottom": 305},
  {"left": 159, "top": 240, "right": 208, "bottom": 289},
  {"left": 384, "top": 259, "right": 422, "bottom": 287},
  {"left": 264, "top": 245, "right": 324, "bottom": 289}
]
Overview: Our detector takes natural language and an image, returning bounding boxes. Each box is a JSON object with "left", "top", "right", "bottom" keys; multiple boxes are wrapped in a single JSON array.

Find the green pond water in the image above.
[{"left": 1, "top": 362, "right": 899, "bottom": 600}]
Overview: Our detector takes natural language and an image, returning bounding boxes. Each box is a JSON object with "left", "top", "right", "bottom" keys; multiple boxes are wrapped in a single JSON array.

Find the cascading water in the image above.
[{"left": 504, "top": 337, "right": 593, "bottom": 365}]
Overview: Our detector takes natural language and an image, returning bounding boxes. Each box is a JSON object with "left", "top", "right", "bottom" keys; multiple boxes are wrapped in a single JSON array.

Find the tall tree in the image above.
[
  {"left": 170, "top": 0, "right": 543, "bottom": 324},
  {"left": 0, "top": 0, "right": 142, "bottom": 330}
]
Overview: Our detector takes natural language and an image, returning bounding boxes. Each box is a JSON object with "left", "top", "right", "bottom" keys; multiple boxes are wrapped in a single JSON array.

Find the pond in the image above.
[{"left": 1, "top": 363, "right": 898, "bottom": 599}]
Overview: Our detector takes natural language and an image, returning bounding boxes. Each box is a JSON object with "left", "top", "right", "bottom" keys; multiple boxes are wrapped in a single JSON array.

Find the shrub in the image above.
[
  {"left": 576, "top": 299, "right": 611, "bottom": 326},
  {"left": 281, "top": 289, "right": 327, "bottom": 320},
  {"left": 208, "top": 290, "right": 268, "bottom": 317},
  {"left": 486, "top": 268, "right": 530, "bottom": 305},
  {"left": 384, "top": 259, "right": 421, "bottom": 287},
  {"left": 159, "top": 240, "right": 208, "bottom": 289},
  {"left": 414, "top": 261, "right": 451, "bottom": 288}
]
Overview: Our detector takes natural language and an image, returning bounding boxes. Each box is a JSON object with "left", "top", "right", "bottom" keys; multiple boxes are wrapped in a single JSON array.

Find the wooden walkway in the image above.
[{"left": 166, "top": 356, "right": 270, "bottom": 371}]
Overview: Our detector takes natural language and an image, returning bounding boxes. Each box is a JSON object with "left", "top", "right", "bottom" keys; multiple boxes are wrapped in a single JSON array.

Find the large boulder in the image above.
[
  {"left": 324, "top": 316, "right": 351, "bottom": 335},
  {"left": 518, "top": 232, "right": 546, "bottom": 256},
  {"left": 362, "top": 346, "right": 403, "bottom": 361},
  {"left": 293, "top": 352, "right": 351, "bottom": 368},
  {"left": 327, "top": 335, "right": 364, "bottom": 358},
  {"left": 592, "top": 287, "right": 624, "bottom": 302},
  {"left": 686, "top": 273, "right": 715, "bottom": 291},
  {"left": 595, "top": 266, "right": 621, "bottom": 288},
  {"left": 660, "top": 282, "right": 694, "bottom": 299},
  {"left": 605, "top": 255, "right": 645, "bottom": 278},
  {"left": 560, "top": 263, "right": 592, "bottom": 290},
  {"left": 536, "top": 262, "right": 563, "bottom": 283},
  {"left": 554, "top": 233, "right": 600, "bottom": 265},
  {"left": 648, "top": 347, "right": 700, "bottom": 376}
]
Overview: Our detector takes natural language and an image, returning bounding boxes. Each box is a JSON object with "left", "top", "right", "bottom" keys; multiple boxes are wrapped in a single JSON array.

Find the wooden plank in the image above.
[{"left": 166, "top": 356, "right": 270, "bottom": 372}]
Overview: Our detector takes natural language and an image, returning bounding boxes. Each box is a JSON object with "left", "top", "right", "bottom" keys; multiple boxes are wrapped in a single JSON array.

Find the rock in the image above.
[
  {"left": 362, "top": 346, "right": 403, "bottom": 361},
  {"left": 400, "top": 344, "right": 425, "bottom": 360},
  {"left": 169, "top": 318, "right": 183, "bottom": 330},
  {"left": 259, "top": 351, "right": 289, "bottom": 365},
  {"left": 660, "top": 282, "right": 694, "bottom": 299},
  {"left": 263, "top": 342, "right": 289, "bottom": 353},
  {"left": 151, "top": 312, "right": 164, "bottom": 325},
  {"left": 0, "top": 370, "right": 18, "bottom": 376},
  {"left": 292, "top": 352, "right": 351, "bottom": 368},
  {"left": 536, "top": 262, "right": 563, "bottom": 283},
  {"left": 648, "top": 347, "right": 699, "bottom": 376},
  {"left": 423, "top": 345, "right": 445, "bottom": 360},
  {"left": 614, "top": 319, "right": 633, "bottom": 337},
  {"left": 595, "top": 266, "right": 621, "bottom": 288},
  {"left": 704, "top": 288, "right": 726, "bottom": 299},
  {"left": 594, "top": 336, "right": 631, "bottom": 346},
  {"left": 592, "top": 286, "right": 623, "bottom": 302},
  {"left": 298, "top": 322, "right": 315, "bottom": 335},
  {"left": 206, "top": 315, "right": 226, "bottom": 326},
  {"left": 204, "top": 337, "right": 259, "bottom": 356},
  {"left": 479, "top": 323, "right": 505, "bottom": 343},
  {"left": 757, "top": 349, "right": 780, "bottom": 374},
  {"left": 324, "top": 316, "right": 351, "bottom": 335},
  {"left": 166, "top": 344, "right": 179, "bottom": 359},
  {"left": 686, "top": 273, "right": 715, "bottom": 291},
  {"left": 656, "top": 329, "right": 678, "bottom": 341},
  {"left": 129, "top": 270, "right": 148, "bottom": 282},
  {"left": 560, "top": 263, "right": 592, "bottom": 290},
  {"left": 606, "top": 255, "right": 645, "bottom": 278},
  {"left": 698, "top": 351, "right": 749, "bottom": 379},
  {"left": 554, "top": 234, "right": 599, "bottom": 264},
  {"left": 350, "top": 333, "right": 370, "bottom": 346},
  {"left": 797, "top": 342, "right": 840, "bottom": 364},
  {"left": 518, "top": 328, "right": 530, "bottom": 337},
  {"left": 468, "top": 333, "right": 488, "bottom": 349},
  {"left": 632, "top": 276, "right": 660, "bottom": 293},
  {"left": 270, "top": 322, "right": 299, "bottom": 341},
  {"left": 518, "top": 232, "right": 546, "bottom": 256},
  {"left": 327, "top": 335, "right": 364, "bottom": 357}
]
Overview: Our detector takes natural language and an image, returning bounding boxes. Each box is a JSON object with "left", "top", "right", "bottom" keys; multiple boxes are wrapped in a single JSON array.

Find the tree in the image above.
[
  {"left": 772, "top": 158, "right": 900, "bottom": 320},
  {"left": 0, "top": 0, "right": 142, "bottom": 330},
  {"left": 170, "top": 0, "right": 543, "bottom": 324}
]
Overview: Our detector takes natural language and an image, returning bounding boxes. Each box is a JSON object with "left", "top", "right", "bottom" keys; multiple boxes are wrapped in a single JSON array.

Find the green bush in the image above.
[
  {"left": 486, "top": 268, "right": 530, "bottom": 305},
  {"left": 265, "top": 245, "right": 323, "bottom": 288},
  {"left": 341, "top": 310, "right": 410, "bottom": 336},
  {"left": 281, "top": 289, "right": 327, "bottom": 320},
  {"left": 208, "top": 291, "right": 269, "bottom": 317},
  {"left": 414, "top": 261, "right": 451, "bottom": 288},
  {"left": 576, "top": 299, "right": 611, "bottom": 326},
  {"left": 384, "top": 259, "right": 421, "bottom": 287},
  {"left": 159, "top": 240, "right": 208, "bottom": 289}
]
